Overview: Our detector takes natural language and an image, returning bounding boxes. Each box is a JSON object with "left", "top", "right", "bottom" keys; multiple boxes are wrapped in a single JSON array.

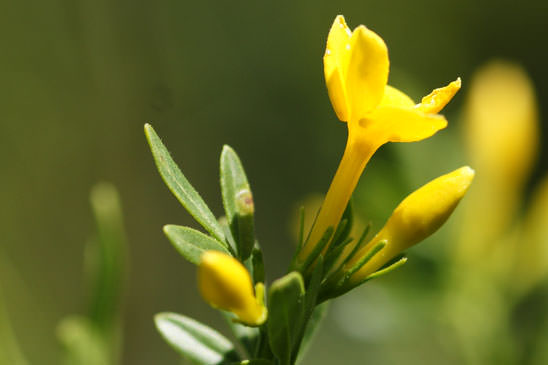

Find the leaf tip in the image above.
[{"left": 162, "top": 224, "right": 174, "bottom": 235}]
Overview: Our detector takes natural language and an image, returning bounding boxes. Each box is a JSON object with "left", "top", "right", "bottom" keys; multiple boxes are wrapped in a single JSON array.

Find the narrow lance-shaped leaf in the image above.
[
  {"left": 295, "top": 304, "right": 329, "bottom": 365},
  {"left": 163, "top": 225, "right": 230, "bottom": 265},
  {"left": 154, "top": 312, "right": 239, "bottom": 364},
  {"left": 268, "top": 272, "right": 305, "bottom": 365},
  {"left": 220, "top": 145, "right": 255, "bottom": 260},
  {"left": 87, "top": 183, "right": 127, "bottom": 334},
  {"left": 145, "top": 124, "right": 225, "bottom": 243}
]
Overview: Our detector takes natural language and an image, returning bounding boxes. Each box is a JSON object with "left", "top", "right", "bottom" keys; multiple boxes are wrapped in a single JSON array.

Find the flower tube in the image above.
[
  {"left": 198, "top": 251, "right": 266, "bottom": 326},
  {"left": 298, "top": 15, "right": 461, "bottom": 263}
]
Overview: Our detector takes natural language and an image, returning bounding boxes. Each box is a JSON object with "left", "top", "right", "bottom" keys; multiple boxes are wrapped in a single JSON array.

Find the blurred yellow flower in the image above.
[
  {"left": 458, "top": 62, "right": 539, "bottom": 261},
  {"left": 198, "top": 251, "right": 266, "bottom": 326},
  {"left": 347, "top": 166, "right": 475, "bottom": 282},
  {"left": 298, "top": 15, "right": 461, "bottom": 263}
]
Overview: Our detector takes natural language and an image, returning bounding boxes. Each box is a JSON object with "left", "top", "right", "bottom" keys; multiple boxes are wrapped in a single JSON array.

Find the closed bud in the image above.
[
  {"left": 198, "top": 251, "right": 266, "bottom": 326},
  {"left": 347, "top": 166, "right": 474, "bottom": 282}
]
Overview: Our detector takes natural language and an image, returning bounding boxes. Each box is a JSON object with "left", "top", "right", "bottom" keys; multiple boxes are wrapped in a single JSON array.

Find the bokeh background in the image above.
[{"left": 1, "top": 0, "right": 547, "bottom": 364}]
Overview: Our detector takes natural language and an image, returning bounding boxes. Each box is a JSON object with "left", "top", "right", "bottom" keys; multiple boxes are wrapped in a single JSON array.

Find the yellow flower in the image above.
[
  {"left": 346, "top": 166, "right": 475, "bottom": 283},
  {"left": 457, "top": 62, "right": 539, "bottom": 261},
  {"left": 298, "top": 15, "right": 461, "bottom": 263},
  {"left": 198, "top": 251, "right": 267, "bottom": 326}
]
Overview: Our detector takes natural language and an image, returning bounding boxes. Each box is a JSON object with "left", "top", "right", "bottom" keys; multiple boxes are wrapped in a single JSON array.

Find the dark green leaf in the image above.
[
  {"left": 145, "top": 124, "right": 225, "bottom": 242},
  {"left": 268, "top": 272, "right": 305, "bottom": 365},
  {"left": 251, "top": 247, "right": 265, "bottom": 284},
  {"left": 163, "top": 225, "right": 230, "bottom": 265},
  {"left": 154, "top": 312, "right": 239, "bottom": 364},
  {"left": 304, "top": 257, "right": 323, "bottom": 314},
  {"left": 220, "top": 145, "right": 255, "bottom": 260},
  {"left": 227, "top": 360, "right": 274, "bottom": 365}
]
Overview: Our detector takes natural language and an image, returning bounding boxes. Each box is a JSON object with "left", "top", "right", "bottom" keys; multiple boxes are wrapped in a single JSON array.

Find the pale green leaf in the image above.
[
  {"left": 155, "top": 313, "right": 239, "bottom": 364},
  {"left": 164, "top": 225, "right": 230, "bottom": 265},
  {"left": 145, "top": 124, "right": 225, "bottom": 242}
]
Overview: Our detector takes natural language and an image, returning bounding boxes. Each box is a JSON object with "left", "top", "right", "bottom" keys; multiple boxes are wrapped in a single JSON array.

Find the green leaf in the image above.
[
  {"left": 268, "top": 272, "right": 305, "bottom": 365},
  {"left": 220, "top": 145, "right": 255, "bottom": 260},
  {"left": 164, "top": 225, "right": 230, "bottom": 265},
  {"left": 145, "top": 124, "right": 225, "bottom": 242},
  {"left": 87, "top": 183, "right": 127, "bottom": 334},
  {"left": 154, "top": 312, "right": 239, "bottom": 364},
  {"left": 57, "top": 316, "right": 108, "bottom": 365},
  {"left": 220, "top": 145, "right": 248, "bottom": 227},
  {"left": 227, "top": 360, "right": 274, "bottom": 365},
  {"left": 304, "top": 257, "right": 323, "bottom": 314},
  {"left": 296, "top": 304, "right": 328, "bottom": 364}
]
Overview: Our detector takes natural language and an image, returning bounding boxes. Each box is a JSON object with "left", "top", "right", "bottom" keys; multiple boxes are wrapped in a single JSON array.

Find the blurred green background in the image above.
[{"left": 1, "top": 0, "right": 547, "bottom": 364}]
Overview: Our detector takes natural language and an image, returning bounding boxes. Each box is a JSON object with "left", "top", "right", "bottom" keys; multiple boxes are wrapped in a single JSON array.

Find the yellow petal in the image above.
[
  {"left": 324, "top": 15, "right": 352, "bottom": 121},
  {"left": 378, "top": 85, "right": 415, "bottom": 108},
  {"left": 347, "top": 166, "right": 475, "bottom": 282},
  {"left": 416, "top": 78, "right": 461, "bottom": 114},
  {"left": 345, "top": 25, "right": 389, "bottom": 121},
  {"left": 358, "top": 106, "right": 447, "bottom": 143},
  {"left": 198, "top": 251, "right": 266, "bottom": 325}
]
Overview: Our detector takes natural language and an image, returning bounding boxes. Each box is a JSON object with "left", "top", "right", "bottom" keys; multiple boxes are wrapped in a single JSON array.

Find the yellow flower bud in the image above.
[
  {"left": 198, "top": 251, "right": 266, "bottom": 326},
  {"left": 347, "top": 166, "right": 474, "bottom": 282}
]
